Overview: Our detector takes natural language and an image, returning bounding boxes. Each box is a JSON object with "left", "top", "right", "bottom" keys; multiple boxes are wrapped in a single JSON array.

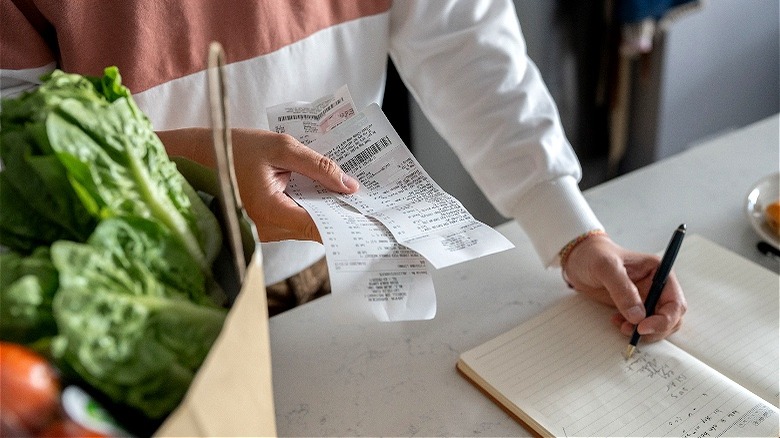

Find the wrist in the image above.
[{"left": 559, "top": 229, "right": 606, "bottom": 288}]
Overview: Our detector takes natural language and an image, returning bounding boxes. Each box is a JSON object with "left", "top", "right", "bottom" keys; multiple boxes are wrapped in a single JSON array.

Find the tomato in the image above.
[
  {"left": 38, "top": 418, "right": 106, "bottom": 438},
  {"left": 0, "top": 342, "right": 61, "bottom": 435}
]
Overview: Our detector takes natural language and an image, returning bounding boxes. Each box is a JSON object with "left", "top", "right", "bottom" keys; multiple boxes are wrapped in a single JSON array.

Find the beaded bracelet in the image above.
[{"left": 559, "top": 229, "right": 607, "bottom": 270}]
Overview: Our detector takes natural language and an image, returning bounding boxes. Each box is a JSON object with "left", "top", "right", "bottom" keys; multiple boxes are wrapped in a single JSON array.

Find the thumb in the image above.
[{"left": 281, "top": 140, "right": 359, "bottom": 194}]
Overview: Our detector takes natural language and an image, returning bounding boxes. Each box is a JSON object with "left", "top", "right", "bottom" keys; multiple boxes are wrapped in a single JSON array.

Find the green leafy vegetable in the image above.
[
  {"left": 0, "top": 67, "right": 231, "bottom": 421},
  {"left": 0, "top": 248, "right": 59, "bottom": 345},
  {"left": 0, "top": 133, "right": 97, "bottom": 252},
  {"left": 0, "top": 67, "right": 221, "bottom": 269},
  {"left": 86, "top": 217, "right": 212, "bottom": 306},
  {"left": 50, "top": 217, "right": 227, "bottom": 419}
]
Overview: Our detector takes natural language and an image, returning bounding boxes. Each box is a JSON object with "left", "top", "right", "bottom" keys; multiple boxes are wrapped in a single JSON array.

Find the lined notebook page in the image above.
[
  {"left": 668, "top": 234, "right": 779, "bottom": 407},
  {"left": 458, "top": 296, "right": 779, "bottom": 437}
]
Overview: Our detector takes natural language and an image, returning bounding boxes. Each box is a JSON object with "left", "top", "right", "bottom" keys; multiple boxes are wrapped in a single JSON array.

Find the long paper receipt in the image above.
[{"left": 267, "top": 89, "right": 513, "bottom": 322}]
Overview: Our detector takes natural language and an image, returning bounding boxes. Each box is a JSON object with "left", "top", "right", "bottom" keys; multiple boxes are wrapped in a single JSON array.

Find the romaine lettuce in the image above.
[
  {"left": 50, "top": 217, "right": 227, "bottom": 419},
  {"left": 0, "top": 67, "right": 230, "bottom": 422},
  {"left": 0, "top": 248, "right": 59, "bottom": 345},
  {"left": 0, "top": 67, "right": 221, "bottom": 270}
]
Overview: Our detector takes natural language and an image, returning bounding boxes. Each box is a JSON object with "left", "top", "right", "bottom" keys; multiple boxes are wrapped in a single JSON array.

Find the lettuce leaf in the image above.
[
  {"left": 0, "top": 248, "right": 59, "bottom": 345},
  {"left": 0, "top": 125, "right": 97, "bottom": 252},
  {"left": 0, "top": 67, "right": 221, "bottom": 271},
  {"left": 50, "top": 217, "right": 227, "bottom": 419},
  {"left": 0, "top": 67, "right": 230, "bottom": 421}
]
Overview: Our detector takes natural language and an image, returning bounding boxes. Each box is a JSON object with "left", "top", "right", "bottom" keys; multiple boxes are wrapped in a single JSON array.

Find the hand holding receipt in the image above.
[{"left": 625, "top": 223, "right": 687, "bottom": 358}]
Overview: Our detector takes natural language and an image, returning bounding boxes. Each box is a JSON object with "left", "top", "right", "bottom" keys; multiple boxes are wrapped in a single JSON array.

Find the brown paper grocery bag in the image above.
[
  {"left": 156, "top": 42, "right": 276, "bottom": 436},
  {"left": 154, "top": 252, "right": 276, "bottom": 437}
]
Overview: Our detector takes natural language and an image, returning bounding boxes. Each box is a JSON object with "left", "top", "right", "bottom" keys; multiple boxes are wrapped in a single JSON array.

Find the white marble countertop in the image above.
[{"left": 269, "top": 114, "right": 779, "bottom": 437}]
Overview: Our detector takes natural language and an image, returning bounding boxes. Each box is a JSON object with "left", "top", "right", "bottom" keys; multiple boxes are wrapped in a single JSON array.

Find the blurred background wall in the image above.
[
  {"left": 387, "top": 0, "right": 779, "bottom": 227},
  {"left": 622, "top": 0, "right": 780, "bottom": 171}
]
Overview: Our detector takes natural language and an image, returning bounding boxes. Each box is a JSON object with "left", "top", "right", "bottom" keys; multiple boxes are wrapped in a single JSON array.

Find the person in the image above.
[{"left": 1, "top": 0, "right": 685, "bottom": 340}]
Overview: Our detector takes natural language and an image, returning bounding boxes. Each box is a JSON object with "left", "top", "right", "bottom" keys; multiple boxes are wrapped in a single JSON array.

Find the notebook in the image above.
[{"left": 457, "top": 235, "right": 779, "bottom": 437}]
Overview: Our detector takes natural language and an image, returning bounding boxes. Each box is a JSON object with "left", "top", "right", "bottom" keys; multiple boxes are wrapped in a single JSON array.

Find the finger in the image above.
[
  {"left": 248, "top": 191, "right": 322, "bottom": 242},
  {"left": 257, "top": 204, "right": 322, "bottom": 242},
  {"left": 258, "top": 222, "right": 322, "bottom": 243},
  {"left": 593, "top": 256, "right": 646, "bottom": 324},
  {"left": 272, "top": 135, "right": 359, "bottom": 194},
  {"left": 610, "top": 313, "right": 626, "bottom": 331},
  {"left": 636, "top": 290, "right": 687, "bottom": 337},
  {"left": 616, "top": 301, "right": 686, "bottom": 341},
  {"left": 620, "top": 320, "right": 634, "bottom": 337},
  {"left": 654, "top": 273, "right": 687, "bottom": 319},
  {"left": 285, "top": 208, "right": 321, "bottom": 242}
]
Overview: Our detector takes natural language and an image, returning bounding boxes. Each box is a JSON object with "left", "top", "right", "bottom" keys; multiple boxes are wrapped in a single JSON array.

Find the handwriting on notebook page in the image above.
[
  {"left": 553, "top": 331, "right": 775, "bottom": 437},
  {"left": 459, "top": 295, "right": 778, "bottom": 437},
  {"left": 623, "top": 350, "right": 775, "bottom": 437},
  {"left": 625, "top": 351, "right": 692, "bottom": 399}
]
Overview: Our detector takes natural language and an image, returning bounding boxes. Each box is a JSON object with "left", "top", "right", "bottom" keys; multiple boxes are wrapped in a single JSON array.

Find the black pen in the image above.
[
  {"left": 624, "top": 223, "right": 687, "bottom": 359},
  {"left": 757, "top": 241, "right": 780, "bottom": 259}
]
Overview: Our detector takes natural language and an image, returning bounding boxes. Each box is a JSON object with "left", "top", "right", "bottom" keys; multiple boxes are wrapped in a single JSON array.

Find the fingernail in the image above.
[
  {"left": 341, "top": 173, "right": 359, "bottom": 191},
  {"left": 626, "top": 305, "right": 645, "bottom": 323},
  {"left": 639, "top": 326, "right": 656, "bottom": 335}
]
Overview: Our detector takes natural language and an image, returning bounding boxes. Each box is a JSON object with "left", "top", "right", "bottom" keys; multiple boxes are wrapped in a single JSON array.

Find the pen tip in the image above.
[
  {"left": 678, "top": 223, "right": 687, "bottom": 232},
  {"left": 624, "top": 345, "right": 636, "bottom": 359}
]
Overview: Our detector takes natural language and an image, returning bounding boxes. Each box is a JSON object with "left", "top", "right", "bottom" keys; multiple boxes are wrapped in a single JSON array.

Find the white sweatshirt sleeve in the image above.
[
  {"left": 388, "top": 0, "right": 603, "bottom": 266},
  {"left": 1, "top": 64, "right": 54, "bottom": 98}
]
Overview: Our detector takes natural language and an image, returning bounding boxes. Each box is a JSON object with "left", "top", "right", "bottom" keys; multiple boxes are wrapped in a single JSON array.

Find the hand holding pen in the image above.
[
  {"left": 560, "top": 227, "right": 688, "bottom": 346},
  {"left": 625, "top": 224, "right": 687, "bottom": 359}
]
